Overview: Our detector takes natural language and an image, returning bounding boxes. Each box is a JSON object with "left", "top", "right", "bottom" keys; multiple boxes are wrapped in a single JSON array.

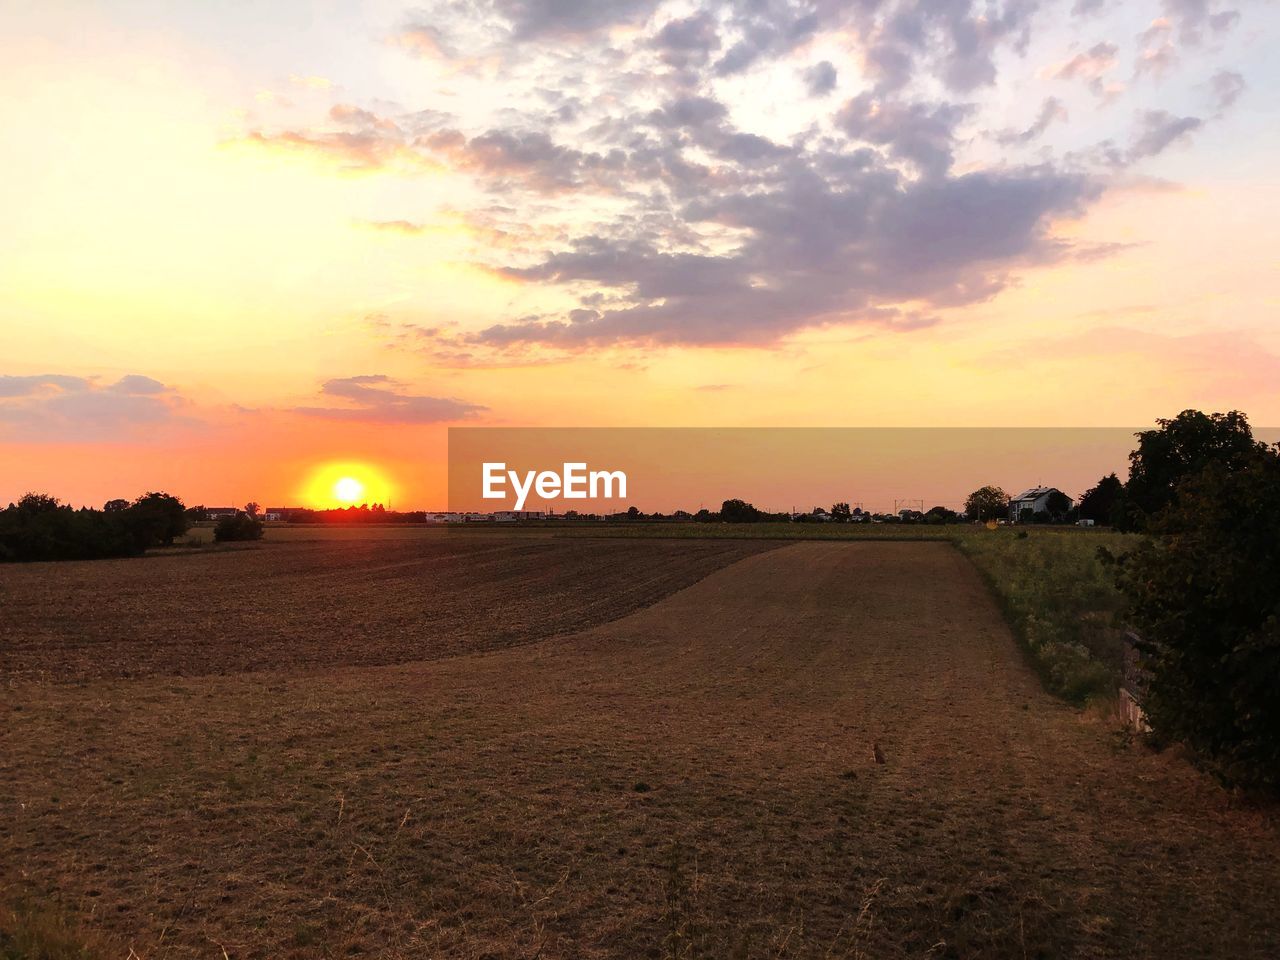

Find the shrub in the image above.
[
  {"left": 0, "top": 494, "right": 146, "bottom": 563},
  {"left": 1116, "top": 446, "right": 1280, "bottom": 790},
  {"left": 214, "top": 514, "right": 264, "bottom": 542}
]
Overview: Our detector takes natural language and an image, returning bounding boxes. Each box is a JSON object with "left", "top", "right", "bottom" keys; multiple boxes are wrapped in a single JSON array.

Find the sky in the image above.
[{"left": 1, "top": 0, "right": 1277, "bottom": 508}]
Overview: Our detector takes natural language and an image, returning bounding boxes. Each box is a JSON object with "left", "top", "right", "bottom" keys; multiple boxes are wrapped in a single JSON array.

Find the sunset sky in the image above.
[{"left": 2, "top": 0, "right": 1277, "bottom": 508}]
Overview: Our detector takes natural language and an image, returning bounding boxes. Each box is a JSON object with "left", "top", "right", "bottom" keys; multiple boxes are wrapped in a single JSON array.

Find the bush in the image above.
[
  {"left": 1116, "top": 446, "right": 1280, "bottom": 790},
  {"left": 214, "top": 514, "right": 264, "bottom": 542},
  {"left": 0, "top": 494, "right": 146, "bottom": 563}
]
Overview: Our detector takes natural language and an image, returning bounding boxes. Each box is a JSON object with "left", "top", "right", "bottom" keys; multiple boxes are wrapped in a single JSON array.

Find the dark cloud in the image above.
[
  {"left": 495, "top": 0, "right": 661, "bottom": 38},
  {"left": 0, "top": 374, "right": 187, "bottom": 439},
  {"left": 471, "top": 158, "right": 1097, "bottom": 347},
  {"left": 1128, "top": 109, "right": 1202, "bottom": 159},
  {"left": 837, "top": 94, "right": 973, "bottom": 178},
  {"left": 802, "top": 60, "right": 838, "bottom": 97},
  {"left": 712, "top": 1, "right": 819, "bottom": 77},
  {"left": 295, "top": 375, "right": 486, "bottom": 423},
  {"left": 651, "top": 11, "right": 720, "bottom": 67}
]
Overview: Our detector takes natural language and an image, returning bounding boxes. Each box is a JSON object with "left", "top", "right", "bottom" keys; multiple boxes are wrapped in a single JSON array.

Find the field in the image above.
[{"left": 3, "top": 534, "right": 1279, "bottom": 958}]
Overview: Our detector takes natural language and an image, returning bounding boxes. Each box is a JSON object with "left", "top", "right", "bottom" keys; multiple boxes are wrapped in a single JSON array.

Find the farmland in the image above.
[{"left": 3, "top": 534, "right": 1279, "bottom": 958}]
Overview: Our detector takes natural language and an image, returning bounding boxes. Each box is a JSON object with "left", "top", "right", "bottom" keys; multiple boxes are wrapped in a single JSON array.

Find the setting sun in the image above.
[
  {"left": 333, "top": 476, "right": 364, "bottom": 503},
  {"left": 298, "top": 461, "right": 396, "bottom": 509}
]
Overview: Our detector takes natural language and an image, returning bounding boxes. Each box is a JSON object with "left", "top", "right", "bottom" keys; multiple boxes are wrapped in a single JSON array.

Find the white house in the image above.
[{"left": 1008, "top": 487, "right": 1072, "bottom": 521}]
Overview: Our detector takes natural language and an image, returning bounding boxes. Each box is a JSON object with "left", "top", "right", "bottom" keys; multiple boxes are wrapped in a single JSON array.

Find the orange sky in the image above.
[{"left": 2, "top": 2, "right": 1278, "bottom": 509}]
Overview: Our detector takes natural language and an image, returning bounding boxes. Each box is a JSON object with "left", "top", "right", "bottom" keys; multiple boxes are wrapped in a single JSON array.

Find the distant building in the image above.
[
  {"left": 263, "top": 508, "right": 289, "bottom": 521},
  {"left": 1008, "top": 487, "right": 1072, "bottom": 521},
  {"left": 494, "top": 510, "right": 546, "bottom": 522},
  {"left": 206, "top": 507, "right": 238, "bottom": 520}
]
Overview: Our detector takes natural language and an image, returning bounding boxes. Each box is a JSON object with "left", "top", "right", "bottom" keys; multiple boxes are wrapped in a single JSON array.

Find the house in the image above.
[
  {"left": 1008, "top": 487, "right": 1072, "bottom": 521},
  {"left": 494, "top": 510, "right": 546, "bottom": 522},
  {"left": 206, "top": 507, "right": 238, "bottom": 520},
  {"left": 263, "top": 508, "right": 289, "bottom": 521}
]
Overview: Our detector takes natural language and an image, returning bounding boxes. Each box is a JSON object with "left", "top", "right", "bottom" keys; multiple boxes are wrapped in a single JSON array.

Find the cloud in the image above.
[
  {"left": 651, "top": 11, "right": 720, "bottom": 68},
  {"left": 1050, "top": 41, "right": 1122, "bottom": 99},
  {"left": 391, "top": 19, "right": 454, "bottom": 59},
  {"left": 837, "top": 94, "right": 974, "bottom": 178},
  {"left": 0, "top": 374, "right": 188, "bottom": 440},
  {"left": 1208, "top": 69, "right": 1245, "bottom": 113},
  {"left": 802, "top": 61, "right": 837, "bottom": 98},
  {"left": 495, "top": 0, "right": 661, "bottom": 38},
  {"left": 1129, "top": 109, "right": 1202, "bottom": 159},
  {"left": 240, "top": 0, "right": 1237, "bottom": 352},
  {"left": 294, "top": 375, "right": 486, "bottom": 423},
  {"left": 470, "top": 163, "right": 1098, "bottom": 348},
  {"left": 995, "top": 97, "right": 1068, "bottom": 145}
]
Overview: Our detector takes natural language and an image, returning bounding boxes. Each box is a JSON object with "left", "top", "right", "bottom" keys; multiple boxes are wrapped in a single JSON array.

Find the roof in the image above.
[{"left": 1010, "top": 487, "right": 1062, "bottom": 502}]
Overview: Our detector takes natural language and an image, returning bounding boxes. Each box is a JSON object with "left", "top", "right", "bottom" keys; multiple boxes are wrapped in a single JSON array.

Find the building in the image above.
[
  {"left": 493, "top": 510, "right": 547, "bottom": 522},
  {"left": 1008, "top": 487, "right": 1072, "bottom": 521},
  {"left": 206, "top": 507, "right": 238, "bottom": 520}
]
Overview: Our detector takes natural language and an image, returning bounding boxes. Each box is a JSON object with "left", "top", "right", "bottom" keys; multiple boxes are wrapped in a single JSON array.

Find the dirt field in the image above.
[
  {"left": 0, "top": 536, "right": 776, "bottom": 681},
  {"left": 4, "top": 540, "right": 1279, "bottom": 958}
]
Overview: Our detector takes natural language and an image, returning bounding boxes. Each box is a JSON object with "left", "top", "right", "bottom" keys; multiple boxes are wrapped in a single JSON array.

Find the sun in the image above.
[
  {"left": 333, "top": 476, "right": 365, "bottom": 504},
  {"left": 299, "top": 461, "right": 396, "bottom": 509}
]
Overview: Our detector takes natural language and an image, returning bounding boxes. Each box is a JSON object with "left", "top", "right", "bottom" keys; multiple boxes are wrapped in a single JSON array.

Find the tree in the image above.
[
  {"left": 244, "top": 502, "right": 261, "bottom": 518},
  {"left": 925, "top": 505, "right": 957, "bottom": 524},
  {"left": 1124, "top": 409, "right": 1263, "bottom": 529},
  {"left": 720, "top": 498, "right": 762, "bottom": 523},
  {"left": 214, "top": 513, "right": 264, "bottom": 542},
  {"left": 1078, "top": 473, "right": 1123, "bottom": 524},
  {"left": 1044, "top": 489, "right": 1072, "bottom": 522},
  {"left": 830, "top": 502, "right": 852, "bottom": 522},
  {"left": 0, "top": 494, "right": 145, "bottom": 562},
  {"left": 964, "top": 485, "right": 1008, "bottom": 522},
  {"left": 126, "top": 492, "right": 189, "bottom": 547},
  {"left": 103, "top": 498, "right": 130, "bottom": 513},
  {"left": 1115, "top": 444, "right": 1280, "bottom": 790}
]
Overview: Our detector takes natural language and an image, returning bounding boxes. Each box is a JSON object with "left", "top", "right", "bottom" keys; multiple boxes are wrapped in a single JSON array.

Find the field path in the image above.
[{"left": 5, "top": 541, "right": 1279, "bottom": 958}]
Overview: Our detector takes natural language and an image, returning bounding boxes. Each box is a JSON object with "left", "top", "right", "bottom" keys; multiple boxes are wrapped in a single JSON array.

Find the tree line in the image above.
[{"left": 0, "top": 493, "right": 263, "bottom": 561}]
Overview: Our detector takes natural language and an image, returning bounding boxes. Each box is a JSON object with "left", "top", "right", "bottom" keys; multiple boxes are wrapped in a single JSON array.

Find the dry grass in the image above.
[
  {"left": 0, "top": 535, "right": 776, "bottom": 681},
  {"left": 4, "top": 540, "right": 1279, "bottom": 958}
]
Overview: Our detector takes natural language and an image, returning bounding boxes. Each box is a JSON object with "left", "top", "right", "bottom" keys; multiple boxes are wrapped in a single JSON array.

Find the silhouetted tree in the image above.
[
  {"left": 1044, "top": 489, "right": 1073, "bottom": 521},
  {"left": 1115, "top": 442, "right": 1280, "bottom": 790},
  {"left": 830, "top": 502, "right": 852, "bottom": 522},
  {"left": 1078, "top": 473, "right": 1123, "bottom": 524},
  {"left": 214, "top": 513, "right": 264, "bottom": 542},
  {"left": 126, "top": 492, "right": 189, "bottom": 546},
  {"left": 964, "top": 485, "right": 1009, "bottom": 522},
  {"left": 720, "top": 498, "right": 762, "bottom": 523},
  {"left": 1123, "top": 409, "right": 1263, "bottom": 530}
]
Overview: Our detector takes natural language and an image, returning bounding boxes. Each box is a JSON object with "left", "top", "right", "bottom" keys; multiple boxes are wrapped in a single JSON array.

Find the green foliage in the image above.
[
  {"left": 1123, "top": 409, "right": 1262, "bottom": 530},
  {"left": 964, "top": 485, "right": 1008, "bottom": 522},
  {"left": 214, "top": 513, "right": 265, "bottom": 542},
  {"left": 956, "top": 528, "right": 1131, "bottom": 702},
  {"left": 1116, "top": 445, "right": 1280, "bottom": 790}
]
